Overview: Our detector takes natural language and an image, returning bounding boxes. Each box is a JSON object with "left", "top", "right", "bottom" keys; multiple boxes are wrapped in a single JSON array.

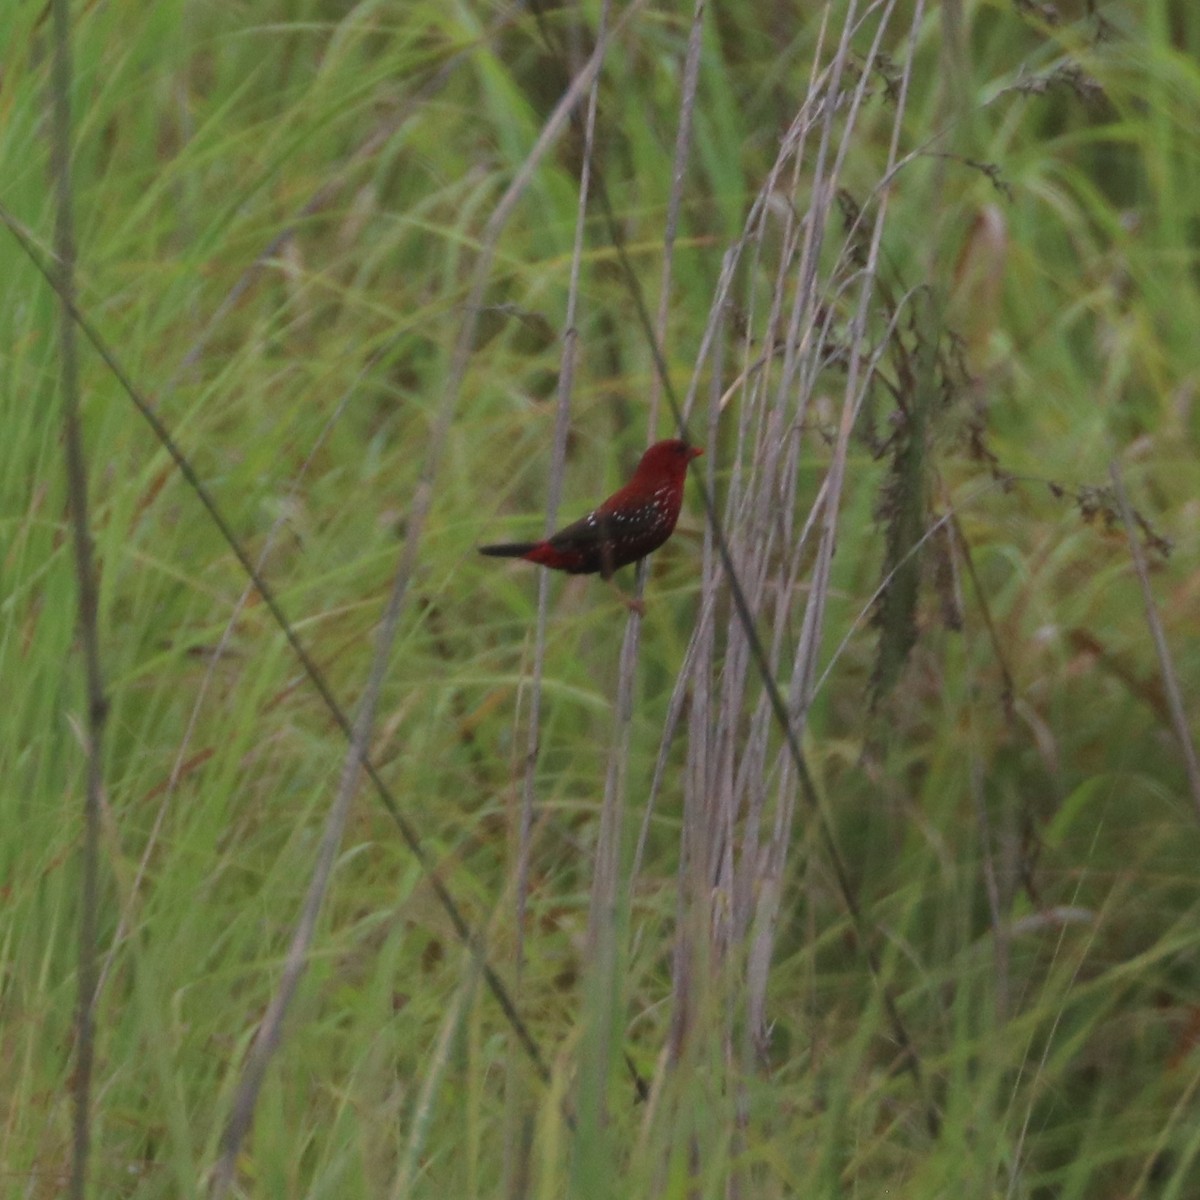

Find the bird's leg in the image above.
[
  {"left": 605, "top": 576, "right": 645, "bottom": 617},
  {"left": 596, "top": 519, "right": 643, "bottom": 616}
]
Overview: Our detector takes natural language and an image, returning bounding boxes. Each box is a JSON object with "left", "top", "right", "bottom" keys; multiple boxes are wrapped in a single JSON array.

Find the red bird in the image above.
[{"left": 480, "top": 439, "right": 702, "bottom": 580}]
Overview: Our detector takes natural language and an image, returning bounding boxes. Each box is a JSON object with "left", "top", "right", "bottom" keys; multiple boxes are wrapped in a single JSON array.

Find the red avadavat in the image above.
[{"left": 480, "top": 439, "right": 701, "bottom": 578}]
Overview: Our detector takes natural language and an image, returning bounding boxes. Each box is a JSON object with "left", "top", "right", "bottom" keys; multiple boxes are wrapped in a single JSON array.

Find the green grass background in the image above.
[{"left": 4, "top": 0, "right": 1200, "bottom": 1196}]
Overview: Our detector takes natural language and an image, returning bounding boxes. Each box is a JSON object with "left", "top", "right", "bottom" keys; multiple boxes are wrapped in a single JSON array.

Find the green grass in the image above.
[{"left": 4, "top": 0, "right": 1200, "bottom": 1196}]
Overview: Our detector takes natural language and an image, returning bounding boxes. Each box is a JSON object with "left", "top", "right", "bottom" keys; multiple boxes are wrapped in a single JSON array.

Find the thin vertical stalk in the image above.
[
  {"left": 580, "top": 0, "right": 707, "bottom": 1144},
  {"left": 1110, "top": 462, "right": 1200, "bottom": 822},
  {"left": 49, "top": 1, "right": 108, "bottom": 1197},
  {"left": 507, "top": 3, "right": 609, "bottom": 1191}
]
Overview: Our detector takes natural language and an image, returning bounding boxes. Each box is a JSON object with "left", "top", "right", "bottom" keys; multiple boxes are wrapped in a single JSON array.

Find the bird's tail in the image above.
[{"left": 478, "top": 541, "right": 540, "bottom": 559}]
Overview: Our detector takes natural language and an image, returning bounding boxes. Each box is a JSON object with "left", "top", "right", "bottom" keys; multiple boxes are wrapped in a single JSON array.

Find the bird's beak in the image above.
[{"left": 689, "top": 446, "right": 703, "bottom": 459}]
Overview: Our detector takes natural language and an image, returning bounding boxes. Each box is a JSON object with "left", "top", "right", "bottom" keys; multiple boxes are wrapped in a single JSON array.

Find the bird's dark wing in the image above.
[
  {"left": 546, "top": 511, "right": 608, "bottom": 550},
  {"left": 549, "top": 502, "right": 674, "bottom": 578},
  {"left": 544, "top": 510, "right": 620, "bottom": 577}
]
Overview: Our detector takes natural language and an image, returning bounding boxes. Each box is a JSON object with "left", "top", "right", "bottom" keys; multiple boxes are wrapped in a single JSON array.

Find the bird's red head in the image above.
[{"left": 634, "top": 439, "right": 703, "bottom": 484}]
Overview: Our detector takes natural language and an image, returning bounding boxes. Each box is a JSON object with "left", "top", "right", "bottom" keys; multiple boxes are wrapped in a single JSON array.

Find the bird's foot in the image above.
[{"left": 605, "top": 578, "right": 645, "bottom": 617}]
